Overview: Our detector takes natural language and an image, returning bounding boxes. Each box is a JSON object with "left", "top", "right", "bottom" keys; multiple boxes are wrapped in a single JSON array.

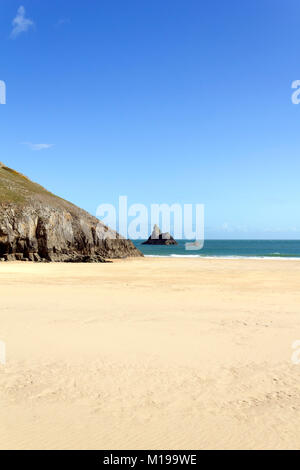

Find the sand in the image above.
[{"left": 1, "top": 257, "right": 300, "bottom": 450}]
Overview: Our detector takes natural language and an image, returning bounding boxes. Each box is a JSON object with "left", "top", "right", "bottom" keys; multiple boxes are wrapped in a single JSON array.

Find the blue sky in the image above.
[{"left": 0, "top": 0, "right": 300, "bottom": 239}]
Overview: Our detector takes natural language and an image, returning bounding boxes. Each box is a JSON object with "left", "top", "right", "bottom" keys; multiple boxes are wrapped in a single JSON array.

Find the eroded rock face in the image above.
[
  {"left": 0, "top": 165, "right": 142, "bottom": 262},
  {"left": 0, "top": 202, "right": 141, "bottom": 262}
]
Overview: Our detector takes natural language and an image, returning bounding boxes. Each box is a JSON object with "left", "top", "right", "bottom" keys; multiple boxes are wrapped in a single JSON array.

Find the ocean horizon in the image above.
[{"left": 134, "top": 239, "right": 300, "bottom": 259}]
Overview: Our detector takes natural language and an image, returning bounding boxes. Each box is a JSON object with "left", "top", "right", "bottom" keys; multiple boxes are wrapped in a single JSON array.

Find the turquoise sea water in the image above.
[{"left": 133, "top": 240, "right": 300, "bottom": 259}]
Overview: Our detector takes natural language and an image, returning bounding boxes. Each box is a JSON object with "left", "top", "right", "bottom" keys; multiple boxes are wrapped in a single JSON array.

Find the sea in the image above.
[{"left": 133, "top": 240, "right": 300, "bottom": 259}]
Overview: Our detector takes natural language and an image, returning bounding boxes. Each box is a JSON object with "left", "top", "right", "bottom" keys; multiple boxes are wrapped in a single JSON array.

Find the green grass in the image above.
[
  {"left": 0, "top": 166, "right": 49, "bottom": 204},
  {"left": 0, "top": 165, "right": 65, "bottom": 205},
  {"left": 0, "top": 164, "right": 91, "bottom": 221}
]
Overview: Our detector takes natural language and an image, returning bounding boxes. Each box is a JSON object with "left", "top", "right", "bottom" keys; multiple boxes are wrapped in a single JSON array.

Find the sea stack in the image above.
[
  {"left": 0, "top": 163, "right": 142, "bottom": 262},
  {"left": 142, "top": 224, "right": 178, "bottom": 245}
]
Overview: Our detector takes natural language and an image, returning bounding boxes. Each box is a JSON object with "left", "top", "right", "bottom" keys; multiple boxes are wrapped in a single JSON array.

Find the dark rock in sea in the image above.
[
  {"left": 142, "top": 224, "right": 178, "bottom": 246},
  {"left": 0, "top": 163, "right": 143, "bottom": 262}
]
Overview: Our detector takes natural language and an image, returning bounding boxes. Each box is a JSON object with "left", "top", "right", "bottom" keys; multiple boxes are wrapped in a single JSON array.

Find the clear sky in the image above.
[{"left": 1, "top": 0, "right": 300, "bottom": 239}]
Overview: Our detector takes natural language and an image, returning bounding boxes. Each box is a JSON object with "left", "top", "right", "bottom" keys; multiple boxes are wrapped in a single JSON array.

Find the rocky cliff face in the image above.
[{"left": 0, "top": 163, "right": 142, "bottom": 262}]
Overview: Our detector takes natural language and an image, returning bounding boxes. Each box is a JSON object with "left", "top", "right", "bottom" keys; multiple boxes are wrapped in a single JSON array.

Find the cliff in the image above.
[{"left": 0, "top": 163, "right": 142, "bottom": 262}]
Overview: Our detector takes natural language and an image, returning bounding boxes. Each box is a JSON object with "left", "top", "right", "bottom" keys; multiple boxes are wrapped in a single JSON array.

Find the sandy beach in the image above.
[{"left": 1, "top": 257, "right": 300, "bottom": 450}]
